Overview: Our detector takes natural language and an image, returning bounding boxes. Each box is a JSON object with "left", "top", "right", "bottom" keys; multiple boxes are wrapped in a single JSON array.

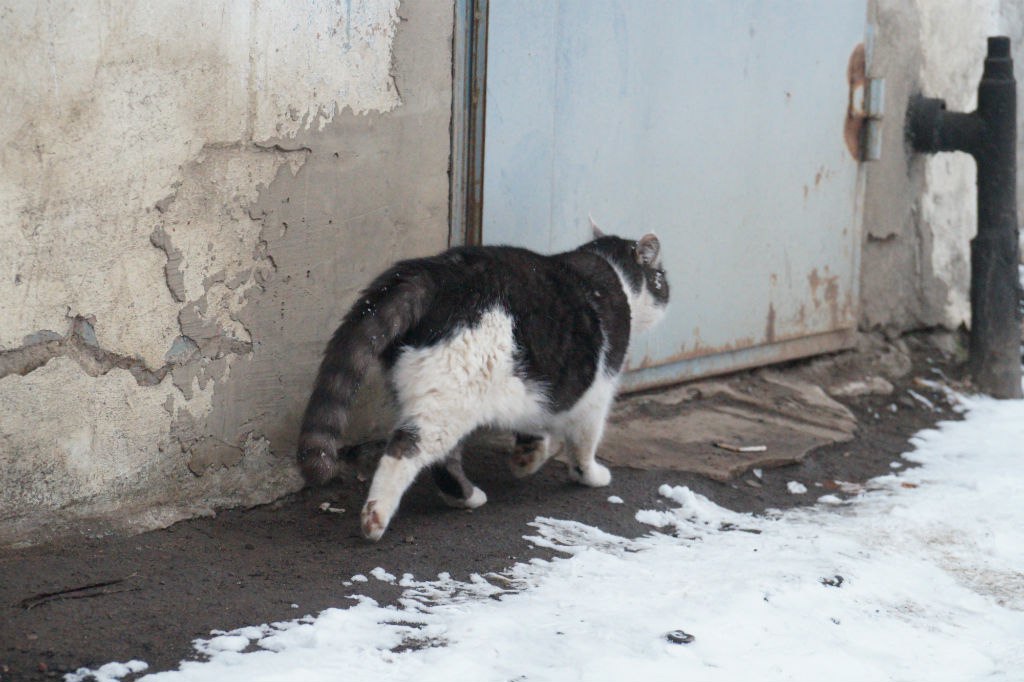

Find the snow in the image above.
[
  {"left": 786, "top": 481, "right": 807, "bottom": 494},
  {"left": 371, "top": 567, "right": 397, "bottom": 583},
  {"left": 907, "top": 388, "right": 937, "bottom": 410},
  {"left": 606, "top": 495, "right": 624, "bottom": 504},
  {"left": 71, "top": 387, "right": 1024, "bottom": 682},
  {"left": 65, "top": 660, "right": 147, "bottom": 682}
]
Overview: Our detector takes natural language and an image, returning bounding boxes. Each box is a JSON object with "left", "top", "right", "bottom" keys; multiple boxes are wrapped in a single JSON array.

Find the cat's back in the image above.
[
  {"left": 390, "top": 243, "right": 587, "bottom": 320},
  {"left": 422, "top": 244, "right": 627, "bottom": 411}
]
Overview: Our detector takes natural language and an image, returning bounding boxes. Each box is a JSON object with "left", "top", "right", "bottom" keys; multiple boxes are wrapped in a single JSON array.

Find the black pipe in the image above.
[{"left": 906, "top": 36, "right": 1022, "bottom": 399}]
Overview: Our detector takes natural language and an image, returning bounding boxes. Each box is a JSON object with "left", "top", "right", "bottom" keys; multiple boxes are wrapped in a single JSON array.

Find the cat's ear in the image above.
[
  {"left": 635, "top": 233, "right": 661, "bottom": 266},
  {"left": 588, "top": 213, "right": 605, "bottom": 239}
]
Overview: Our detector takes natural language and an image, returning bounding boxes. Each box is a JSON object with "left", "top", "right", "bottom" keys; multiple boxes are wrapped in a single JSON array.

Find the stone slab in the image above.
[{"left": 599, "top": 370, "right": 857, "bottom": 482}]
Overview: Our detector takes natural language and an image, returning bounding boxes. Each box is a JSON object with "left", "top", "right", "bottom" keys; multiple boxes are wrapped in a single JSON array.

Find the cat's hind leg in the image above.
[
  {"left": 361, "top": 424, "right": 462, "bottom": 541},
  {"left": 560, "top": 408, "right": 613, "bottom": 488},
  {"left": 431, "top": 445, "right": 487, "bottom": 509},
  {"left": 508, "top": 433, "right": 556, "bottom": 478}
]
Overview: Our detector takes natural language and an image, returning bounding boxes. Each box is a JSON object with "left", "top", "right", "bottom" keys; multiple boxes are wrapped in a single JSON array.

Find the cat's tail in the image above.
[{"left": 296, "top": 266, "right": 434, "bottom": 485}]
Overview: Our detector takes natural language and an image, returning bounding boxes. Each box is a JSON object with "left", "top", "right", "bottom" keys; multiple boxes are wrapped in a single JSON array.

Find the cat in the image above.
[{"left": 296, "top": 227, "right": 669, "bottom": 541}]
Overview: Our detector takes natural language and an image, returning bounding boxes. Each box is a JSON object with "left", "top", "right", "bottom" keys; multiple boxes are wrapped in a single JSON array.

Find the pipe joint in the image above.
[{"left": 906, "top": 96, "right": 982, "bottom": 157}]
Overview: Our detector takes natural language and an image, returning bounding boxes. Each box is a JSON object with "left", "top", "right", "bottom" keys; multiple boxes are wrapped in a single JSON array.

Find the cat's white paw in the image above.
[
  {"left": 464, "top": 486, "right": 488, "bottom": 508},
  {"left": 569, "top": 461, "right": 612, "bottom": 487},
  {"left": 440, "top": 486, "right": 488, "bottom": 509},
  {"left": 360, "top": 500, "right": 388, "bottom": 542}
]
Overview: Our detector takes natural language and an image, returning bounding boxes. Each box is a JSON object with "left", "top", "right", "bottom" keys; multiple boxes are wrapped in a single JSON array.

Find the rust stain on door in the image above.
[{"left": 843, "top": 43, "right": 866, "bottom": 159}]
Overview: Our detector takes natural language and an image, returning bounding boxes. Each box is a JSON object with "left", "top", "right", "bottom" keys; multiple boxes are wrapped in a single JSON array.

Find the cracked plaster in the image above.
[{"left": 0, "top": 0, "right": 439, "bottom": 546}]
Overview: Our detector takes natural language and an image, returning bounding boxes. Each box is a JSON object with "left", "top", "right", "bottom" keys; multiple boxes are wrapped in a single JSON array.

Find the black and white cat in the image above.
[{"left": 297, "top": 228, "right": 669, "bottom": 540}]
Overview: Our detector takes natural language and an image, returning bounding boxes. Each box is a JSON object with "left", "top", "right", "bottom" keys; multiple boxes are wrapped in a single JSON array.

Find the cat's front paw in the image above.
[
  {"left": 509, "top": 437, "right": 550, "bottom": 478},
  {"left": 569, "top": 461, "right": 612, "bottom": 487}
]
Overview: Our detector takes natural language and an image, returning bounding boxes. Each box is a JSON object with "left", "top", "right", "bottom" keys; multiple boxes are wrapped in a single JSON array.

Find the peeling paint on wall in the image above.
[
  {"left": 0, "top": 358, "right": 178, "bottom": 541},
  {"left": 916, "top": 0, "right": 1000, "bottom": 328},
  {"left": 251, "top": 0, "right": 402, "bottom": 140},
  {"left": 0, "top": 0, "right": 454, "bottom": 546}
]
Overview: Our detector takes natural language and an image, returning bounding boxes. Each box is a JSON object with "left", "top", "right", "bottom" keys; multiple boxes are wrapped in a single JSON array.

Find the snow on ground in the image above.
[{"left": 70, "top": 389, "right": 1024, "bottom": 682}]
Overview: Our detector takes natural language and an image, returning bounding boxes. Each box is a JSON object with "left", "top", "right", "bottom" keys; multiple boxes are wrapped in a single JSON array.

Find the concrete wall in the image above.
[
  {"left": 861, "top": 0, "right": 1024, "bottom": 332},
  {"left": 0, "top": 0, "right": 453, "bottom": 546}
]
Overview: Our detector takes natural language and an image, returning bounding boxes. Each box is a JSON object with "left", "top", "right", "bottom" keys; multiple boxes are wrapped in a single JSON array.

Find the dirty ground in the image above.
[{"left": 0, "top": 333, "right": 967, "bottom": 681}]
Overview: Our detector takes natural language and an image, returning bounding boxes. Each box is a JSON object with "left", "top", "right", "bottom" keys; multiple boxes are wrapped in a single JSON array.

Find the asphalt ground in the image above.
[{"left": 0, "top": 357, "right": 960, "bottom": 681}]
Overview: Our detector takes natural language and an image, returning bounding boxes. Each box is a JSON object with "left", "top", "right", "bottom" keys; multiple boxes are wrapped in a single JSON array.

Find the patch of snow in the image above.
[
  {"left": 607, "top": 495, "right": 624, "bottom": 504},
  {"left": 752, "top": 468, "right": 763, "bottom": 479},
  {"left": 350, "top": 574, "right": 368, "bottom": 583},
  {"left": 80, "top": 384, "right": 1024, "bottom": 682},
  {"left": 817, "top": 494, "right": 843, "bottom": 505},
  {"left": 65, "top": 660, "right": 148, "bottom": 682},
  {"left": 834, "top": 480, "right": 865, "bottom": 495},
  {"left": 787, "top": 481, "right": 807, "bottom": 494},
  {"left": 907, "top": 389, "right": 937, "bottom": 410},
  {"left": 197, "top": 634, "right": 250, "bottom": 655},
  {"left": 370, "top": 567, "right": 396, "bottom": 583},
  {"left": 890, "top": 461, "right": 903, "bottom": 469}
]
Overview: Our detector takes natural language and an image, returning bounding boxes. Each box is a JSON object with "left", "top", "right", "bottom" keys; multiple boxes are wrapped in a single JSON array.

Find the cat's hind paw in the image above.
[
  {"left": 440, "top": 486, "right": 488, "bottom": 509},
  {"left": 569, "top": 461, "right": 612, "bottom": 487},
  {"left": 360, "top": 500, "right": 388, "bottom": 541}
]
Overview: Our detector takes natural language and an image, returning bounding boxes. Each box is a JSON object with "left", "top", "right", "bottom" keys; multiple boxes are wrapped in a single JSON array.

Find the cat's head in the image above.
[{"left": 585, "top": 230, "right": 670, "bottom": 335}]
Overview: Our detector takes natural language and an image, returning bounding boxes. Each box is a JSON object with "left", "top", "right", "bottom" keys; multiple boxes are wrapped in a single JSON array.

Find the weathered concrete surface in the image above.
[
  {"left": 861, "top": 0, "right": 1024, "bottom": 332},
  {"left": 597, "top": 333, "right": 926, "bottom": 482},
  {"left": 600, "top": 371, "right": 858, "bottom": 482},
  {"left": 0, "top": 0, "right": 453, "bottom": 547}
]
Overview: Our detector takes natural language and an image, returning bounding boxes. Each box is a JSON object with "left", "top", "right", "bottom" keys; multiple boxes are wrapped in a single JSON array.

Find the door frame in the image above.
[{"left": 449, "top": 0, "right": 488, "bottom": 247}]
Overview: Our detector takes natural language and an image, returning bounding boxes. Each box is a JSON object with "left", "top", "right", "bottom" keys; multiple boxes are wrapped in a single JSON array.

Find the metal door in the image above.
[{"left": 480, "top": 1, "right": 869, "bottom": 390}]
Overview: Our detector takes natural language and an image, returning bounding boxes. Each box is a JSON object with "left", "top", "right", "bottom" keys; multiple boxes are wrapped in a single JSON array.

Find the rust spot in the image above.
[
  {"left": 843, "top": 43, "right": 866, "bottom": 159},
  {"left": 808, "top": 266, "right": 842, "bottom": 327},
  {"left": 808, "top": 268, "right": 822, "bottom": 305},
  {"left": 840, "top": 289, "right": 855, "bottom": 326},
  {"left": 765, "top": 303, "right": 777, "bottom": 344},
  {"left": 650, "top": 336, "right": 760, "bottom": 367},
  {"left": 824, "top": 277, "right": 840, "bottom": 328}
]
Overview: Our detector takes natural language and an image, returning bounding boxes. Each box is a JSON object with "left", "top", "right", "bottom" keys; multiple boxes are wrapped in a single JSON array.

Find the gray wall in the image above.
[{"left": 0, "top": 0, "right": 453, "bottom": 546}]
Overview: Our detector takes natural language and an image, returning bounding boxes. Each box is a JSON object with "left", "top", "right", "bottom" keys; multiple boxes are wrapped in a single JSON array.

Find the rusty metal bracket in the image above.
[{"left": 845, "top": 35, "right": 885, "bottom": 162}]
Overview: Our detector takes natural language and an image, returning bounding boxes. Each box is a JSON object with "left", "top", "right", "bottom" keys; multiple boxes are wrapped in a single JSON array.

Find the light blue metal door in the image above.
[{"left": 482, "top": 1, "right": 869, "bottom": 390}]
